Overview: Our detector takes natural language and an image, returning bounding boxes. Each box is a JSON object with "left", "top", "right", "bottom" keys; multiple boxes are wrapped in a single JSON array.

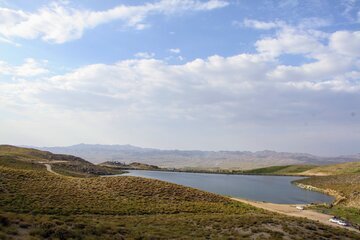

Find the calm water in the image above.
[{"left": 121, "top": 170, "right": 334, "bottom": 204}]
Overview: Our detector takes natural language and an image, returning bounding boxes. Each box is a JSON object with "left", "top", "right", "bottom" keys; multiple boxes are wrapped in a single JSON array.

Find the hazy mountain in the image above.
[{"left": 35, "top": 144, "right": 360, "bottom": 170}]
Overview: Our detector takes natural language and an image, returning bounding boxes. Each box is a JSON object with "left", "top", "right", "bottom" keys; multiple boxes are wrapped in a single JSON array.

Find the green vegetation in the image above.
[
  {"left": 296, "top": 173, "right": 360, "bottom": 208},
  {"left": 296, "top": 173, "right": 360, "bottom": 226},
  {"left": 3, "top": 210, "right": 356, "bottom": 240},
  {"left": 310, "top": 205, "right": 360, "bottom": 226},
  {"left": 241, "top": 165, "right": 317, "bottom": 175},
  {"left": 0, "top": 146, "right": 359, "bottom": 239},
  {"left": 0, "top": 165, "right": 245, "bottom": 216},
  {"left": 0, "top": 145, "right": 123, "bottom": 177},
  {"left": 100, "top": 161, "right": 360, "bottom": 177},
  {"left": 236, "top": 162, "right": 360, "bottom": 176},
  {"left": 100, "top": 161, "right": 160, "bottom": 170},
  {"left": 301, "top": 162, "right": 360, "bottom": 176}
]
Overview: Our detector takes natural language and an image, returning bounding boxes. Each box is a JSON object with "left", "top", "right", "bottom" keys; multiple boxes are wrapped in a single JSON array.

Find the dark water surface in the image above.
[{"left": 121, "top": 170, "right": 334, "bottom": 204}]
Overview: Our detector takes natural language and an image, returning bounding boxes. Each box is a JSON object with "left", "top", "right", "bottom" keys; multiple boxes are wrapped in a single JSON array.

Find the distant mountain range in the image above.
[{"left": 34, "top": 144, "right": 360, "bottom": 170}]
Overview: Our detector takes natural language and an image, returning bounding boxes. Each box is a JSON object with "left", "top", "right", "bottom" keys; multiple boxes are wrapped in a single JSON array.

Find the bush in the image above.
[{"left": 0, "top": 216, "right": 9, "bottom": 227}]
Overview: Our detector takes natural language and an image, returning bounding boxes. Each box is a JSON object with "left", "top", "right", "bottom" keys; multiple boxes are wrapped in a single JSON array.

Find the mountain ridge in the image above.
[{"left": 32, "top": 144, "right": 360, "bottom": 170}]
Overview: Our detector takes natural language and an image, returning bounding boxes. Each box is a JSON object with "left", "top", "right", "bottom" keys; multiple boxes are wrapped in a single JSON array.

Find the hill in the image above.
[
  {"left": 1, "top": 145, "right": 358, "bottom": 239},
  {"left": 35, "top": 144, "right": 360, "bottom": 170},
  {"left": 295, "top": 173, "right": 360, "bottom": 226},
  {"left": 300, "top": 162, "right": 360, "bottom": 176},
  {"left": 240, "top": 162, "right": 360, "bottom": 176},
  {"left": 242, "top": 165, "right": 317, "bottom": 175},
  {"left": 0, "top": 145, "right": 122, "bottom": 177},
  {"left": 100, "top": 161, "right": 160, "bottom": 170}
]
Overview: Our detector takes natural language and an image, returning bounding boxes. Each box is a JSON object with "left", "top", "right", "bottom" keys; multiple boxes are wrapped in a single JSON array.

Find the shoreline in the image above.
[
  {"left": 294, "top": 182, "right": 346, "bottom": 205},
  {"left": 231, "top": 197, "right": 359, "bottom": 233},
  {"left": 106, "top": 167, "right": 316, "bottom": 177}
]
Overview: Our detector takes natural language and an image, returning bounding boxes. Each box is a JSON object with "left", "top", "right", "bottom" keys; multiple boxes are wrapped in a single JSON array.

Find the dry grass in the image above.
[
  {"left": 0, "top": 145, "right": 123, "bottom": 177},
  {"left": 0, "top": 165, "right": 245, "bottom": 216},
  {"left": 296, "top": 173, "right": 360, "bottom": 226},
  {"left": 297, "top": 173, "right": 360, "bottom": 208},
  {"left": 1, "top": 211, "right": 358, "bottom": 240},
  {"left": 0, "top": 165, "right": 359, "bottom": 239},
  {"left": 241, "top": 165, "right": 316, "bottom": 175},
  {"left": 0, "top": 146, "right": 360, "bottom": 239},
  {"left": 302, "top": 162, "right": 360, "bottom": 176}
]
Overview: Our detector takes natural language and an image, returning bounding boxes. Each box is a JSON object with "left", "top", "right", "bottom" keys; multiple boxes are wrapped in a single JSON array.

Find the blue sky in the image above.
[{"left": 0, "top": 0, "right": 360, "bottom": 155}]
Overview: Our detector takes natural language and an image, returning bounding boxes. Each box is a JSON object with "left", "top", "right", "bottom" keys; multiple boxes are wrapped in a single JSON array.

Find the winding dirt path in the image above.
[
  {"left": 231, "top": 197, "right": 359, "bottom": 233},
  {"left": 39, "top": 161, "right": 68, "bottom": 176},
  {"left": 43, "top": 163, "right": 60, "bottom": 175}
]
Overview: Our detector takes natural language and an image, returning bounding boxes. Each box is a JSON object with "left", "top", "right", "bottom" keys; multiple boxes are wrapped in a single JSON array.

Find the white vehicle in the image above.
[
  {"left": 336, "top": 220, "right": 348, "bottom": 226},
  {"left": 296, "top": 206, "right": 304, "bottom": 210},
  {"left": 329, "top": 217, "right": 348, "bottom": 226},
  {"left": 329, "top": 218, "right": 338, "bottom": 224}
]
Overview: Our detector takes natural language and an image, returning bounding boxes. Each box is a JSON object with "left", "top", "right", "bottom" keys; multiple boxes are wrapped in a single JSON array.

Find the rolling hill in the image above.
[
  {"left": 295, "top": 173, "right": 360, "bottom": 226},
  {"left": 300, "top": 162, "right": 360, "bottom": 176},
  {"left": 242, "top": 164, "right": 318, "bottom": 175},
  {"left": 241, "top": 162, "right": 360, "bottom": 176},
  {"left": 1, "top": 145, "right": 359, "bottom": 239},
  {"left": 0, "top": 145, "right": 122, "bottom": 177}
]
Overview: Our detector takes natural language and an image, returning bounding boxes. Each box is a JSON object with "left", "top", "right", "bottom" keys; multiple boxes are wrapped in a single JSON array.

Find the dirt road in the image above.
[
  {"left": 231, "top": 197, "right": 359, "bottom": 233},
  {"left": 38, "top": 161, "right": 68, "bottom": 176},
  {"left": 43, "top": 164, "right": 60, "bottom": 175}
]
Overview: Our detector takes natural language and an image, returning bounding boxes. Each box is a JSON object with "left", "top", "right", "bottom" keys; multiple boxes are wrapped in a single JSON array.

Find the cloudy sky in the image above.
[{"left": 0, "top": 0, "right": 360, "bottom": 155}]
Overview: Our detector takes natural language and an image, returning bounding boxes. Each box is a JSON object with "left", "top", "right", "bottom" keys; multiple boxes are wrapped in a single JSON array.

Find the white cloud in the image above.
[
  {"left": 278, "top": 0, "right": 299, "bottom": 8},
  {"left": 341, "top": 0, "right": 358, "bottom": 20},
  {"left": 240, "top": 19, "right": 285, "bottom": 30},
  {"left": 297, "top": 17, "right": 331, "bottom": 29},
  {"left": 1, "top": 23, "right": 359, "bottom": 114},
  {"left": 241, "top": 17, "right": 331, "bottom": 31},
  {"left": 329, "top": 31, "right": 360, "bottom": 57},
  {"left": 1, "top": 22, "right": 359, "bottom": 153},
  {"left": 134, "top": 52, "right": 155, "bottom": 59},
  {"left": 0, "top": 0, "right": 228, "bottom": 44},
  {"left": 169, "top": 48, "right": 181, "bottom": 54},
  {"left": 2, "top": 29, "right": 359, "bottom": 117},
  {"left": 266, "top": 31, "right": 359, "bottom": 84},
  {"left": 0, "top": 36, "right": 20, "bottom": 46},
  {"left": 255, "top": 27, "right": 326, "bottom": 57},
  {"left": 0, "top": 58, "right": 48, "bottom": 77}
]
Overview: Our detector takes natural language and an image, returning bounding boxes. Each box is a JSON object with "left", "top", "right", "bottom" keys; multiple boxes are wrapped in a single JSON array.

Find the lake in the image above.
[{"left": 121, "top": 170, "right": 334, "bottom": 204}]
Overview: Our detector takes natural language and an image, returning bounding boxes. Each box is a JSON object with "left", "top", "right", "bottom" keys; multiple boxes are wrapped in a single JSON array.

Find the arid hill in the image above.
[
  {"left": 1, "top": 145, "right": 358, "bottom": 239},
  {"left": 36, "top": 144, "right": 360, "bottom": 170}
]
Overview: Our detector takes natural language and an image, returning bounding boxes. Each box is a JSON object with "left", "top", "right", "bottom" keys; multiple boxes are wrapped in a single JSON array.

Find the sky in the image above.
[{"left": 0, "top": 0, "right": 359, "bottom": 156}]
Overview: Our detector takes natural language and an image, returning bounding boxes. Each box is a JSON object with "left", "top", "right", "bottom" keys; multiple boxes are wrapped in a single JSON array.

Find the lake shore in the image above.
[
  {"left": 110, "top": 167, "right": 315, "bottom": 177},
  {"left": 231, "top": 197, "right": 360, "bottom": 233},
  {"left": 120, "top": 170, "right": 334, "bottom": 204}
]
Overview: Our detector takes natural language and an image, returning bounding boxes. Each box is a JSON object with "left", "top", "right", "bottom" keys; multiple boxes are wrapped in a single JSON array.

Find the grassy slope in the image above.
[
  {"left": 1, "top": 163, "right": 358, "bottom": 239},
  {"left": 301, "top": 162, "right": 360, "bottom": 176},
  {"left": 242, "top": 162, "right": 360, "bottom": 176},
  {"left": 0, "top": 145, "right": 123, "bottom": 177},
  {"left": 242, "top": 165, "right": 317, "bottom": 175},
  {"left": 295, "top": 173, "right": 360, "bottom": 225},
  {"left": 100, "top": 161, "right": 160, "bottom": 170},
  {"left": 0, "top": 147, "right": 359, "bottom": 239}
]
